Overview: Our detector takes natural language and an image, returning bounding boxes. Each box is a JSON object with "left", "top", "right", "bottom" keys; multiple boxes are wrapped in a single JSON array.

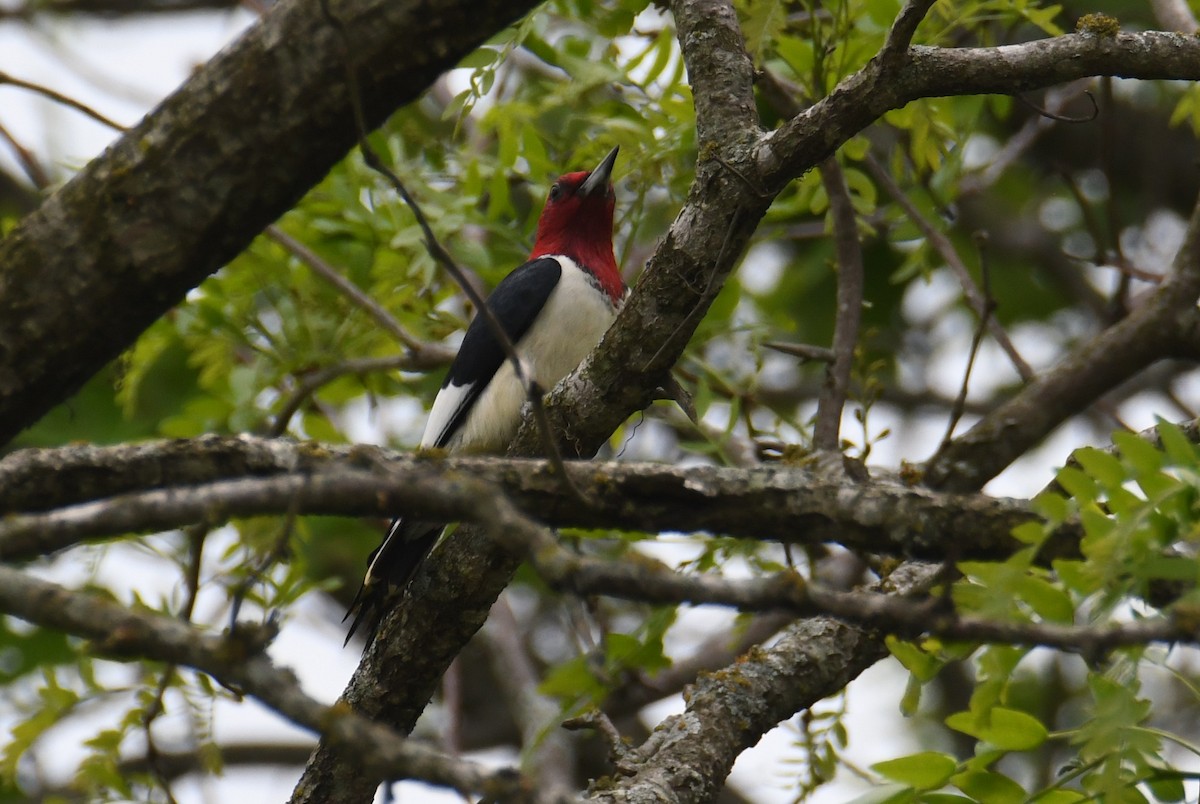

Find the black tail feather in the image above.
[{"left": 344, "top": 519, "right": 443, "bottom": 650}]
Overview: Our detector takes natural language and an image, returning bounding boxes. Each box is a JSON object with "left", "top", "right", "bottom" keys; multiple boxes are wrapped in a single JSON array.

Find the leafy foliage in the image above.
[{"left": 886, "top": 424, "right": 1200, "bottom": 802}]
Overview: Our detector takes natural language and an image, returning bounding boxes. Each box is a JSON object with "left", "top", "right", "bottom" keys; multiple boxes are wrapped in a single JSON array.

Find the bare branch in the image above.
[
  {"left": 584, "top": 564, "right": 935, "bottom": 802},
  {"left": 864, "top": 153, "right": 1034, "bottom": 381},
  {"left": 758, "top": 32, "right": 1200, "bottom": 190},
  {"left": 0, "top": 69, "right": 127, "bottom": 131},
  {"left": 926, "top": 190, "right": 1200, "bottom": 491},
  {"left": 474, "top": 498, "right": 1187, "bottom": 657},
  {"left": 264, "top": 225, "right": 438, "bottom": 357},
  {"left": 877, "top": 0, "right": 936, "bottom": 67},
  {"left": 0, "top": 436, "right": 1073, "bottom": 564},
  {"left": 670, "top": 0, "right": 758, "bottom": 146},
  {"left": 0, "top": 565, "right": 543, "bottom": 801},
  {"left": 0, "top": 121, "right": 51, "bottom": 189},
  {"left": 813, "top": 158, "right": 865, "bottom": 451},
  {"left": 764, "top": 341, "right": 835, "bottom": 363}
]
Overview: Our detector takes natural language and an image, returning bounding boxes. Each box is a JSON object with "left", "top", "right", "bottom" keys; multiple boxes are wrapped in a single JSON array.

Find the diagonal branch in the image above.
[
  {"left": 757, "top": 32, "right": 1200, "bottom": 192},
  {"left": 584, "top": 564, "right": 936, "bottom": 802},
  {"left": 925, "top": 189, "right": 1200, "bottom": 491},
  {"left": 0, "top": 564, "right": 544, "bottom": 801},
  {"left": 877, "top": 0, "right": 936, "bottom": 67},
  {"left": 0, "top": 0, "right": 542, "bottom": 448}
]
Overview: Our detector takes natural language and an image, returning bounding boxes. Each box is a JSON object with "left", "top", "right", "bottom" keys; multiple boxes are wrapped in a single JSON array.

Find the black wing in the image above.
[
  {"left": 344, "top": 256, "right": 564, "bottom": 648},
  {"left": 422, "top": 256, "right": 564, "bottom": 449}
]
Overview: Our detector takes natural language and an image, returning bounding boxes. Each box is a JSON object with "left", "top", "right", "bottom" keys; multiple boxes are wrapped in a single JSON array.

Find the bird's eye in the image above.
[{"left": 548, "top": 183, "right": 562, "bottom": 201}]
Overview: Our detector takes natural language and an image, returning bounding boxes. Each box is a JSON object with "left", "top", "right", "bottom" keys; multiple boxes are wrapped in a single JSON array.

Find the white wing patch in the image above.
[
  {"left": 420, "top": 380, "right": 474, "bottom": 449},
  {"left": 420, "top": 255, "right": 620, "bottom": 454}
]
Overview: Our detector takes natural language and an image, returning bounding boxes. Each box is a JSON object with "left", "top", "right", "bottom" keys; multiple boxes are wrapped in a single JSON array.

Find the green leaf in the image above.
[
  {"left": 951, "top": 770, "right": 1026, "bottom": 803},
  {"left": 1112, "top": 431, "right": 1165, "bottom": 476},
  {"left": 1055, "top": 466, "right": 1099, "bottom": 504},
  {"left": 739, "top": 0, "right": 787, "bottom": 59},
  {"left": 872, "top": 752, "right": 958, "bottom": 790},
  {"left": 457, "top": 46, "right": 502, "bottom": 69},
  {"left": 1032, "top": 490, "right": 1071, "bottom": 524},
  {"left": 887, "top": 636, "right": 943, "bottom": 682},
  {"left": 1014, "top": 574, "right": 1075, "bottom": 623},
  {"left": 844, "top": 784, "right": 916, "bottom": 804},
  {"left": 538, "top": 655, "right": 605, "bottom": 702},
  {"left": 1031, "top": 792, "right": 1086, "bottom": 803},
  {"left": 1157, "top": 419, "right": 1200, "bottom": 466},
  {"left": 1074, "top": 447, "right": 1127, "bottom": 492},
  {"left": 945, "top": 706, "right": 1048, "bottom": 751},
  {"left": 900, "top": 673, "right": 923, "bottom": 716},
  {"left": 1145, "top": 774, "right": 1186, "bottom": 802}
]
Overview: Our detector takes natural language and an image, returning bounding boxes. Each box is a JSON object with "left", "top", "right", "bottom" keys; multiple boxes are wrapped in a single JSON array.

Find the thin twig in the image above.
[
  {"left": 1014, "top": 90, "right": 1098, "bottom": 123},
  {"left": 1099, "top": 76, "right": 1132, "bottom": 321},
  {"left": 141, "top": 523, "right": 208, "bottom": 804},
  {"left": 763, "top": 341, "right": 835, "bottom": 362},
  {"left": 562, "top": 709, "right": 635, "bottom": 776},
  {"left": 0, "top": 121, "right": 51, "bottom": 189},
  {"left": 0, "top": 69, "right": 127, "bottom": 132},
  {"left": 228, "top": 490, "right": 301, "bottom": 633},
  {"left": 270, "top": 353, "right": 452, "bottom": 437},
  {"left": 959, "top": 81, "right": 1092, "bottom": 196},
  {"left": 264, "top": 225, "right": 428, "bottom": 352},
  {"left": 935, "top": 235, "right": 993, "bottom": 451},
  {"left": 813, "top": 157, "right": 865, "bottom": 452},
  {"left": 864, "top": 152, "right": 1035, "bottom": 382}
]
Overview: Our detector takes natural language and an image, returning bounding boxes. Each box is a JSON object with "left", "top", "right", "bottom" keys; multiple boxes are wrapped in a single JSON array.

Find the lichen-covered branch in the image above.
[
  {"left": 0, "top": 565, "right": 544, "bottom": 802},
  {"left": 0, "top": 436, "right": 1072, "bottom": 564}
]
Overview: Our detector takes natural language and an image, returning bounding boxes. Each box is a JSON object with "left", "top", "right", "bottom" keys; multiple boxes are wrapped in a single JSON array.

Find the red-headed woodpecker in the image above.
[{"left": 346, "top": 147, "right": 626, "bottom": 645}]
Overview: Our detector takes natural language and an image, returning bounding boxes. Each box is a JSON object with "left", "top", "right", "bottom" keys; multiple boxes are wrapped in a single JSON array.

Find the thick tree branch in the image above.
[
  {"left": 670, "top": 0, "right": 758, "bottom": 146},
  {"left": 584, "top": 564, "right": 935, "bottom": 802},
  {"left": 757, "top": 32, "right": 1200, "bottom": 191},
  {"left": 0, "top": 437, "right": 1070, "bottom": 564},
  {"left": 0, "top": 0, "right": 540, "bottom": 447},
  {"left": 0, "top": 565, "right": 544, "bottom": 801}
]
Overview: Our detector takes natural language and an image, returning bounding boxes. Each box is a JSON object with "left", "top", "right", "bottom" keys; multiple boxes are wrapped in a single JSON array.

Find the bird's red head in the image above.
[{"left": 530, "top": 147, "right": 624, "bottom": 304}]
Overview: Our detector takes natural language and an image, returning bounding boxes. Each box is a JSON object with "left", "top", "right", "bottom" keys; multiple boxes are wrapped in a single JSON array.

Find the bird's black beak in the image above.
[{"left": 578, "top": 146, "right": 619, "bottom": 198}]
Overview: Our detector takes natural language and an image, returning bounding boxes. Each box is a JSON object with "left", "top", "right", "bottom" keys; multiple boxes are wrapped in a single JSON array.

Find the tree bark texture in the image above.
[{"left": 0, "top": 0, "right": 540, "bottom": 447}]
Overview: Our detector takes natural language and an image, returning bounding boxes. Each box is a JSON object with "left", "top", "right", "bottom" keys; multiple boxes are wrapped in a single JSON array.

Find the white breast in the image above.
[{"left": 424, "top": 256, "right": 621, "bottom": 454}]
